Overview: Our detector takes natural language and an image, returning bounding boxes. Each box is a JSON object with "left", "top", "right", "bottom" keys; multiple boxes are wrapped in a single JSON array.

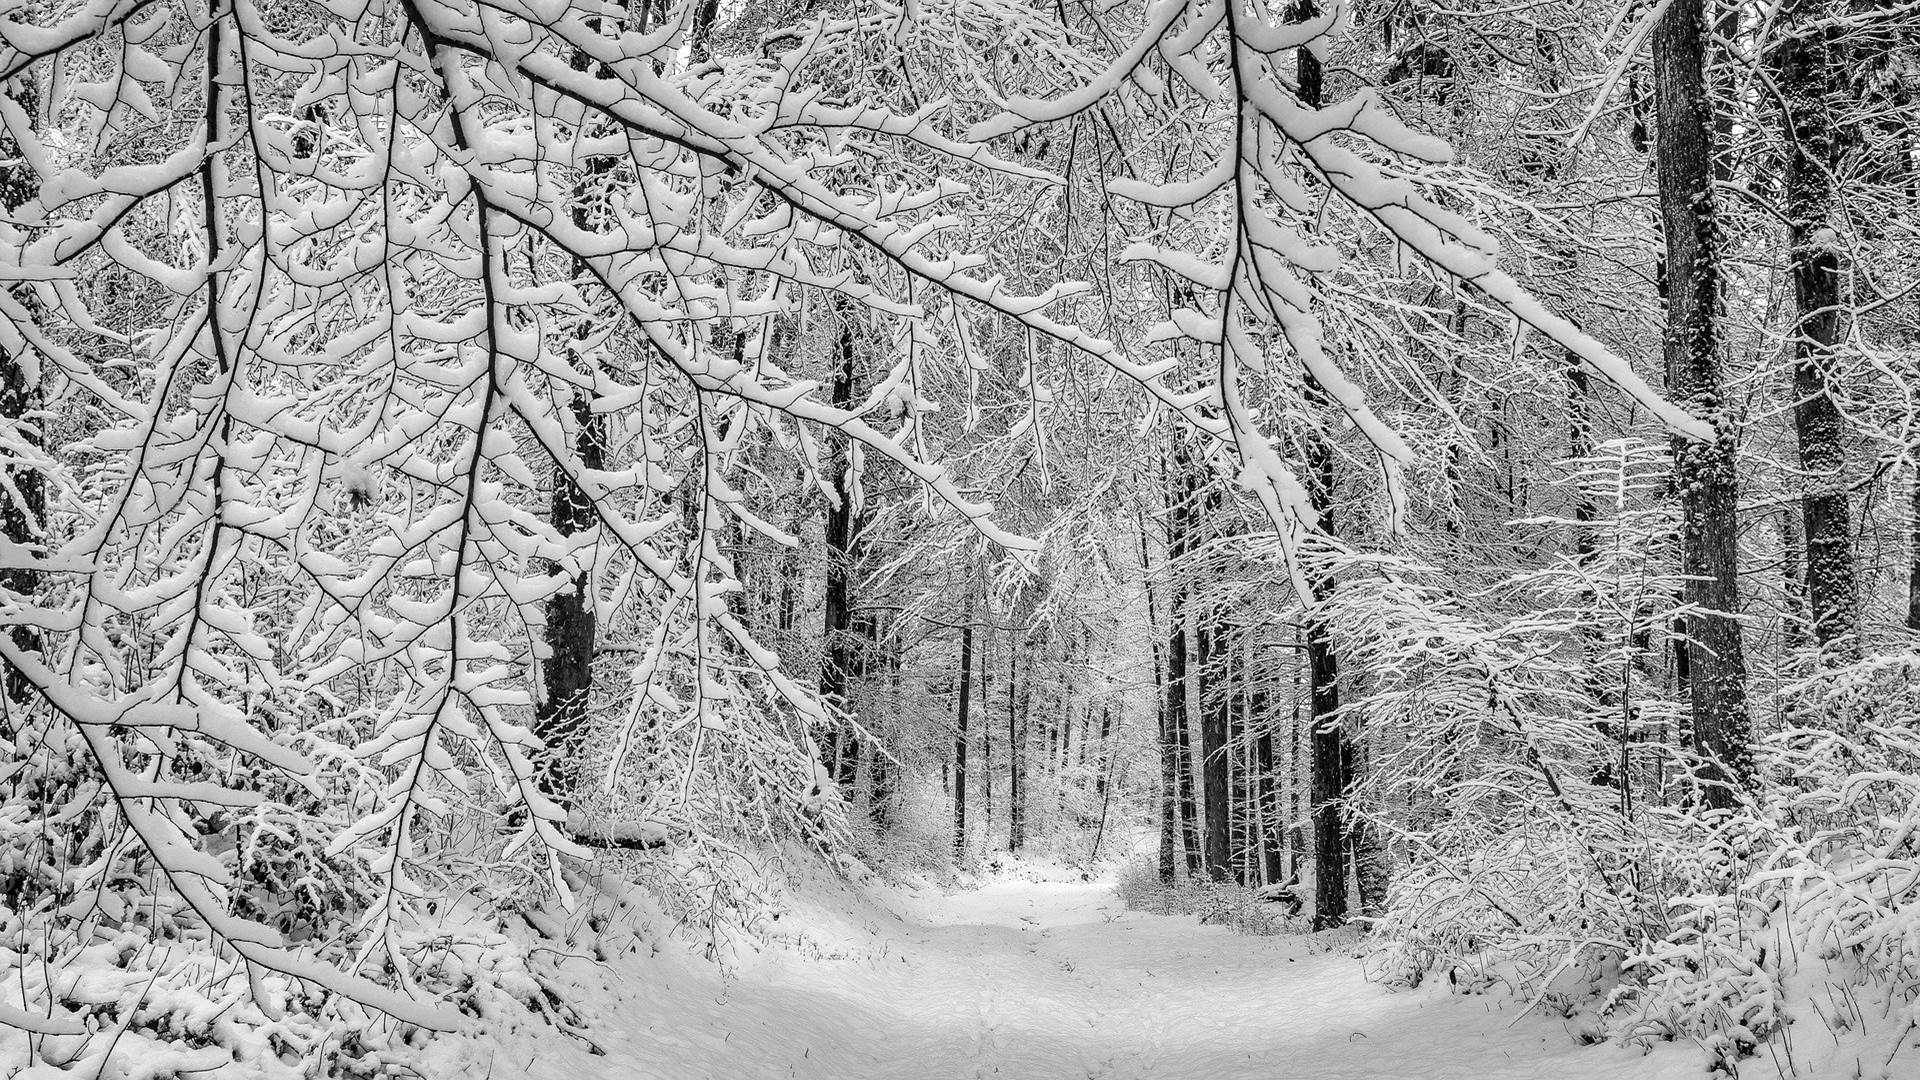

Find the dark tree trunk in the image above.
[
  {"left": 1199, "top": 614, "right": 1231, "bottom": 882},
  {"left": 536, "top": 41, "right": 615, "bottom": 802},
  {"left": 1306, "top": 570, "right": 1347, "bottom": 927},
  {"left": 1094, "top": 705, "right": 1115, "bottom": 803},
  {"left": 981, "top": 625, "right": 993, "bottom": 826},
  {"left": 1654, "top": 0, "right": 1753, "bottom": 808},
  {"left": 688, "top": 0, "right": 722, "bottom": 62},
  {"left": 1175, "top": 633, "right": 1201, "bottom": 876},
  {"left": 1910, "top": 475, "right": 1920, "bottom": 633},
  {"left": 1303, "top": 380, "right": 1351, "bottom": 924},
  {"left": 537, "top": 394, "right": 605, "bottom": 801},
  {"left": 1144, "top": 510, "right": 1179, "bottom": 883},
  {"left": 1167, "top": 441, "right": 1202, "bottom": 877},
  {"left": 1090, "top": 704, "right": 1119, "bottom": 859},
  {"left": 1569, "top": 347, "right": 1624, "bottom": 787},
  {"left": 1255, "top": 715, "right": 1285, "bottom": 886},
  {"left": 777, "top": 465, "right": 803, "bottom": 633},
  {"left": 1227, "top": 633, "right": 1253, "bottom": 885},
  {"left": 1008, "top": 637, "right": 1027, "bottom": 852},
  {"left": 1077, "top": 692, "right": 1093, "bottom": 769},
  {"left": 870, "top": 623, "right": 900, "bottom": 829},
  {"left": 1774, "top": 0, "right": 1858, "bottom": 660},
  {"left": 1059, "top": 640, "right": 1076, "bottom": 771},
  {"left": 818, "top": 317, "right": 862, "bottom": 789},
  {"left": 1289, "top": 693, "right": 1306, "bottom": 879},
  {"left": 953, "top": 604, "right": 975, "bottom": 857},
  {"left": 1295, "top": 6, "right": 1359, "bottom": 927}
]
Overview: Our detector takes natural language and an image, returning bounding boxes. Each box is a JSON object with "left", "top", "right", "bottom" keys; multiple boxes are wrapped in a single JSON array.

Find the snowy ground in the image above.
[{"left": 475, "top": 864, "right": 1708, "bottom": 1080}]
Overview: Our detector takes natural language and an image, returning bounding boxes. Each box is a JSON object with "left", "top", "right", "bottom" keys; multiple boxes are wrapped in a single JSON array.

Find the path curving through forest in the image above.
[{"left": 514, "top": 866, "right": 1700, "bottom": 1080}]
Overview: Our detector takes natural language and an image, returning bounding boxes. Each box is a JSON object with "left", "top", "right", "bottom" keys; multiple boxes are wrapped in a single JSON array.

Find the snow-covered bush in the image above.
[
  {"left": 0, "top": 878, "right": 653, "bottom": 1079},
  {"left": 1115, "top": 857, "right": 1303, "bottom": 936},
  {"left": 1330, "top": 554, "right": 1667, "bottom": 985},
  {"left": 1615, "top": 663, "right": 1920, "bottom": 1075},
  {"left": 1353, "top": 607, "right": 1920, "bottom": 1076}
]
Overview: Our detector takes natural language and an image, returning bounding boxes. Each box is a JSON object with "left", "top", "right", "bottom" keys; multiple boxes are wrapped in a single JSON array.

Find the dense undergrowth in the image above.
[
  {"left": 1367, "top": 654, "right": 1920, "bottom": 1078},
  {"left": 1114, "top": 860, "right": 1309, "bottom": 939},
  {"left": 1111, "top": 645, "right": 1920, "bottom": 1078},
  {"left": 0, "top": 829, "right": 853, "bottom": 1079}
]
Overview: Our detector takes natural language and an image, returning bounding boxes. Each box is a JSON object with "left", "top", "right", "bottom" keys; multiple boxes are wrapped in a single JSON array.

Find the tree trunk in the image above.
[
  {"left": 688, "top": 0, "right": 722, "bottom": 63},
  {"left": 818, "top": 316, "right": 862, "bottom": 790},
  {"left": 1654, "top": 0, "right": 1753, "bottom": 808},
  {"left": 953, "top": 601, "right": 975, "bottom": 858},
  {"left": 1146, "top": 513, "right": 1179, "bottom": 883},
  {"left": 1199, "top": 614, "right": 1231, "bottom": 882},
  {"left": 537, "top": 395, "right": 604, "bottom": 801},
  {"left": 536, "top": 40, "right": 614, "bottom": 801},
  {"left": 1089, "top": 705, "right": 1119, "bottom": 861},
  {"left": 1306, "top": 567, "right": 1347, "bottom": 927},
  {"left": 1294, "top": 4, "right": 1359, "bottom": 927},
  {"left": 870, "top": 622, "right": 900, "bottom": 829},
  {"left": 1227, "top": 634, "right": 1253, "bottom": 884},
  {"left": 1060, "top": 651, "right": 1076, "bottom": 771},
  {"left": 981, "top": 624, "right": 993, "bottom": 827},
  {"left": 1008, "top": 637, "right": 1027, "bottom": 852},
  {"left": 1094, "top": 705, "right": 1115, "bottom": 804},
  {"left": 1909, "top": 473, "right": 1920, "bottom": 633},
  {"left": 1288, "top": 716, "right": 1306, "bottom": 879},
  {"left": 1775, "top": 0, "right": 1858, "bottom": 660},
  {"left": 1167, "top": 441, "right": 1203, "bottom": 877},
  {"left": 1255, "top": 716, "right": 1285, "bottom": 886}
]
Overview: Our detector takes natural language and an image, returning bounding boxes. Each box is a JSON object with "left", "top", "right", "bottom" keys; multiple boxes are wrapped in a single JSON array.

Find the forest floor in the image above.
[{"left": 474, "top": 860, "right": 1711, "bottom": 1080}]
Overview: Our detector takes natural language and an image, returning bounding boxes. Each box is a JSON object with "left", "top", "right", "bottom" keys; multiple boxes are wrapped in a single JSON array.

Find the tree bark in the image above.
[
  {"left": 1167, "top": 441, "right": 1203, "bottom": 877},
  {"left": 1774, "top": 0, "right": 1858, "bottom": 660},
  {"left": 953, "top": 599, "right": 975, "bottom": 858},
  {"left": 537, "top": 394, "right": 605, "bottom": 801},
  {"left": 1255, "top": 712, "right": 1285, "bottom": 886},
  {"left": 1909, "top": 473, "right": 1920, "bottom": 633},
  {"left": 1144, "top": 508, "right": 1179, "bottom": 883},
  {"left": 981, "top": 625, "right": 993, "bottom": 827},
  {"left": 1227, "top": 633, "right": 1253, "bottom": 884},
  {"left": 1305, "top": 477, "right": 1350, "bottom": 923},
  {"left": 1654, "top": 0, "right": 1753, "bottom": 808},
  {"left": 1291, "top": 3, "right": 1360, "bottom": 926},
  {"left": 818, "top": 316, "right": 863, "bottom": 790},
  {"left": 1306, "top": 563, "right": 1348, "bottom": 926},
  {"left": 1008, "top": 636, "right": 1027, "bottom": 852},
  {"left": 688, "top": 0, "right": 722, "bottom": 63},
  {"left": 870, "top": 621, "right": 900, "bottom": 829},
  {"left": 1059, "top": 633, "right": 1076, "bottom": 770},
  {"left": 1094, "top": 705, "right": 1115, "bottom": 803},
  {"left": 1199, "top": 614, "right": 1231, "bottom": 882},
  {"left": 536, "top": 37, "right": 614, "bottom": 801}
]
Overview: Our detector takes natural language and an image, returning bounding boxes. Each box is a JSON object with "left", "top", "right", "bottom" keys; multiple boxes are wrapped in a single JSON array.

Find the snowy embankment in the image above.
[{"left": 448, "top": 864, "right": 1708, "bottom": 1080}]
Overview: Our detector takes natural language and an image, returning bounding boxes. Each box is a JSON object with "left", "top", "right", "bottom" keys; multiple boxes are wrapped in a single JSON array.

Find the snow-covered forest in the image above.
[{"left": 5, "top": 0, "right": 1920, "bottom": 1075}]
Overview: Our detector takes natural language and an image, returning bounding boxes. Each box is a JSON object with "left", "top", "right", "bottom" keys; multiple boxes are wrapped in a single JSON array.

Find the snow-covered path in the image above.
[{"left": 519, "top": 869, "right": 1701, "bottom": 1080}]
